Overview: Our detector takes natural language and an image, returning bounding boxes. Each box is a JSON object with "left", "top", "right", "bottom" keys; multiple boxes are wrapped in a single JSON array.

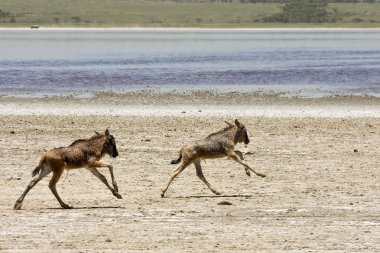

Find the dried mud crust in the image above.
[{"left": 0, "top": 115, "right": 379, "bottom": 252}]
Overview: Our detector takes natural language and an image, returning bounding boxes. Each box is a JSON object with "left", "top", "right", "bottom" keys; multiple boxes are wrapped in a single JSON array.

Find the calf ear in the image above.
[
  {"left": 235, "top": 119, "right": 242, "bottom": 127},
  {"left": 105, "top": 129, "right": 110, "bottom": 135},
  {"left": 94, "top": 130, "right": 100, "bottom": 135}
]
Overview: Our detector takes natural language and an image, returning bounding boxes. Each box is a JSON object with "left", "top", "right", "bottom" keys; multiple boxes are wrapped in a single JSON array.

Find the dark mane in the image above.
[
  {"left": 206, "top": 125, "right": 235, "bottom": 139},
  {"left": 69, "top": 134, "right": 103, "bottom": 146}
]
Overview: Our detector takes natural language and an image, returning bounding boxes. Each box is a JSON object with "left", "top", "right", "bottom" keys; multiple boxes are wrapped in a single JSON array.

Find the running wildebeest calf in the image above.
[
  {"left": 14, "top": 129, "right": 121, "bottom": 210},
  {"left": 161, "top": 119, "right": 266, "bottom": 197}
]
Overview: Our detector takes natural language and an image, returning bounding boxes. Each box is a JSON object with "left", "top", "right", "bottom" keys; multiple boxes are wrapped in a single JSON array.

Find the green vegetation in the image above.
[
  {"left": 263, "top": 0, "right": 330, "bottom": 23},
  {"left": 0, "top": 0, "right": 380, "bottom": 28}
]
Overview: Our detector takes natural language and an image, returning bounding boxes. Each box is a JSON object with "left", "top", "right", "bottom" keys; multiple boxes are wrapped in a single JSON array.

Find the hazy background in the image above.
[{"left": 0, "top": 0, "right": 380, "bottom": 28}]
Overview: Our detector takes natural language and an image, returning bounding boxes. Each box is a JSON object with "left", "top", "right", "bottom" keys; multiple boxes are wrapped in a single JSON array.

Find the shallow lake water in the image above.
[{"left": 0, "top": 28, "right": 379, "bottom": 97}]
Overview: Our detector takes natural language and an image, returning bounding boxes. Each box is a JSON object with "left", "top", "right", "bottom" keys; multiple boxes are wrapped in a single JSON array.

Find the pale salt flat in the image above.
[{"left": 0, "top": 103, "right": 379, "bottom": 117}]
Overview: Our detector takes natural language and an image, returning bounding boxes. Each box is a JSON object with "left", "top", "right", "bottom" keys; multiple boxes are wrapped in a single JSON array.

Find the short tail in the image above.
[
  {"left": 170, "top": 153, "right": 182, "bottom": 164},
  {"left": 32, "top": 166, "right": 41, "bottom": 177},
  {"left": 32, "top": 157, "right": 45, "bottom": 177}
]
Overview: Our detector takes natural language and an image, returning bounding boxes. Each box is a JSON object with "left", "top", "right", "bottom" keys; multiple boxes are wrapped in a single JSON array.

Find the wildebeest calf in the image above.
[
  {"left": 161, "top": 119, "right": 266, "bottom": 197},
  {"left": 14, "top": 129, "right": 121, "bottom": 210}
]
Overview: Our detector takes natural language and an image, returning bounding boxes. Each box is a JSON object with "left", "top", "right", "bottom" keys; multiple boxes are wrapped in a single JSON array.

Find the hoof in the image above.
[
  {"left": 213, "top": 190, "right": 221, "bottom": 195},
  {"left": 14, "top": 201, "right": 22, "bottom": 210},
  {"left": 113, "top": 191, "right": 122, "bottom": 199},
  {"left": 161, "top": 192, "right": 165, "bottom": 198},
  {"left": 61, "top": 204, "right": 73, "bottom": 209},
  {"left": 245, "top": 171, "right": 251, "bottom": 177},
  {"left": 258, "top": 173, "right": 266, "bottom": 178}
]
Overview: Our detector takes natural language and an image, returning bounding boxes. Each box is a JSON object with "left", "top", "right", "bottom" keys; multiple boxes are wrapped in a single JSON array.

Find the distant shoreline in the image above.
[{"left": 2, "top": 27, "right": 380, "bottom": 31}]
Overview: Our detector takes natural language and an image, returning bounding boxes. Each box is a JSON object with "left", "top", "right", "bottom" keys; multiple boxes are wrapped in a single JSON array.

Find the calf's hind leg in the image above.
[
  {"left": 161, "top": 161, "right": 191, "bottom": 197},
  {"left": 14, "top": 164, "right": 51, "bottom": 210},
  {"left": 194, "top": 160, "right": 220, "bottom": 195},
  {"left": 48, "top": 164, "right": 72, "bottom": 209}
]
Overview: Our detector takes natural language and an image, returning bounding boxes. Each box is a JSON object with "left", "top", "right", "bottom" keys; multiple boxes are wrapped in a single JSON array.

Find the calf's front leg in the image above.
[
  {"left": 87, "top": 161, "right": 122, "bottom": 199},
  {"left": 228, "top": 151, "right": 266, "bottom": 178},
  {"left": 234, "top": 150, "right": 250, "bottom": 176}
]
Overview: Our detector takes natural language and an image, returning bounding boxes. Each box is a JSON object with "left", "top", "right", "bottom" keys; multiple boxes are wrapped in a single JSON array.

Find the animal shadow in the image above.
[
  {"left": 45, "top": 206, "right": 124, "bottom": 210},
  {"left": 174, "top": 194, "right": 253, "bottom": 199}
]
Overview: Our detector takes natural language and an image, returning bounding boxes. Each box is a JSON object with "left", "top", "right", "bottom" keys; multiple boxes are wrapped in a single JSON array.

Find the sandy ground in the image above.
[{"left": 0, "top": 94, "right": 379, "bottom": 252}]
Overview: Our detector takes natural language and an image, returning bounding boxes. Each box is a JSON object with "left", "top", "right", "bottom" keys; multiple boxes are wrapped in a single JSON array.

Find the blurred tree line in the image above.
[
  {"left": 161, "top": 0, "right": 379, "bottom": 23},
  {"left": 0, "top": 9, "right": 10, "bottom": 18},
  {"left": 264, "top": 0, "right": 330, "bottom": 23},
  {"left": 260, "top": 0, "right": 378, "bottom": 23}
]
